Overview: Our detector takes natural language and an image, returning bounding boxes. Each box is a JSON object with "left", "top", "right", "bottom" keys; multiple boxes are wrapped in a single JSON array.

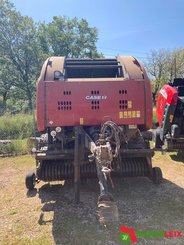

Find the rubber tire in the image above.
[
  {"left": 152, "top": 167, "right": 162, "bottom": 185},
  {"left": 25, "top": 172, "right": 36, "bottom": 190}
]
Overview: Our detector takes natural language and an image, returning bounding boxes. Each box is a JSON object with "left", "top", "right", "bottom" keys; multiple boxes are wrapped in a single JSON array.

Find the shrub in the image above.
[
  {"left": 0, "top": 113, "right": 35, "bottom": 140},
  {"left": 0, "top": 139, "right": 30, "bottom": 155}
]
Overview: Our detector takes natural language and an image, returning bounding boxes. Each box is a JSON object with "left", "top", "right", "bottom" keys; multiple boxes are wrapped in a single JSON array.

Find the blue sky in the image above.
[{"left": 11, "top": 0, "right": 184, "bottom": 61}]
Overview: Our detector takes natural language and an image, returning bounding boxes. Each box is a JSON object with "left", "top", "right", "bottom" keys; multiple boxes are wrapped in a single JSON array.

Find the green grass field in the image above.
[
  {"left": 0, "top": 114, "right": 35, "bottom": 155},
  {"left": 0, "top": 114, "right": 34, "bottom": 140}
]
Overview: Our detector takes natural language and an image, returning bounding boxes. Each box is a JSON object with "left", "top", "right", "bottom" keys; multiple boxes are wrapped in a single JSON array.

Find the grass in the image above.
[
  {"left": 2, "top": 235, "right": 52, "bottom": 245},
  {"left": 0, "top": 113, "right": 35, "bottom": 140},
  {"left": 0, "top": 139, "right": 30, "bottom": 155},
  {"left": 0, "top": 113, "right": 36, "bottom": 155}
]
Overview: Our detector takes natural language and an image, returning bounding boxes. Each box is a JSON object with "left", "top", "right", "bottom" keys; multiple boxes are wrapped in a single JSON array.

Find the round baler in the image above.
[{"left": 26, "top": 56, "right": 162, "bottom": 221}]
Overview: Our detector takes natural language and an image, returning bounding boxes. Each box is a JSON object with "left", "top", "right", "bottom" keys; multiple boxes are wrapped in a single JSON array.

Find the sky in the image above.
[{"left": 10, "top": 0, "right": 184, "bottom": 62}]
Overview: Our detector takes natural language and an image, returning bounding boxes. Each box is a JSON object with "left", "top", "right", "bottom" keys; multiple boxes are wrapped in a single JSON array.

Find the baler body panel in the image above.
[
  {"left": 44, "top": 80, "right": 145, "bottom": 127},
  {"left": 36, "top": 56, "right": 152, "bottom": 131}
]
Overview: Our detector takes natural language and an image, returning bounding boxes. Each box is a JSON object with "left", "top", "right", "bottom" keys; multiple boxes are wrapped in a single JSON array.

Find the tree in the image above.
[
  {"left": 170, "top": 49, "right": 184, "bottom": 79},
  {"left": 37, "top": 22, "right": 51, "bottom": 59},
  {"left": 146, "top": 49, "right": 170, "bottom": 99},
  {"left": 0, "top": 0, "right": 42, "bottom": 111},
  {"left": 45, "top": 16, "right": 101, "bottom": 58},
  {"left": 0, "top": 1, "right": 102, "bottom": 114},
  {"left": 146, "top": 48, "right": 184, "bottom": 104},
  {"left": 0, "top": 59, "right": 14, "bottom": 114}
]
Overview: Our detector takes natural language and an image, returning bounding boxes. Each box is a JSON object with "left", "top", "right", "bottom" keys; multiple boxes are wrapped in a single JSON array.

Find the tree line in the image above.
[
  {"left": 0, "top": 0, "right": 184, "bottom": 114},
  {"left": 0, "top": 0, "right": 101, "bottom": 114},
  {"left": 146, "top": 48, "right": 184, "bottom": 103}
]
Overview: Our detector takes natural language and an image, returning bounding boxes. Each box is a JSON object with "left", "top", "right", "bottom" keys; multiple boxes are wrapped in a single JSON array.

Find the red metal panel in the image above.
[
  {"left": 45, "top": 80, "right": 145, "bottom": 127},
  {"left": 156, "top": 85, "right": 178, "bottom": 126},
  {"left": 36, "top": 81, "right": 45, "bottom": 131}
]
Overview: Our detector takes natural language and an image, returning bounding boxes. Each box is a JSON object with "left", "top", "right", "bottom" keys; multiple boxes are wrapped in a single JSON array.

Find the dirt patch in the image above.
[{"left": 0, "top": 153, "right": 184, "bottom": 245}]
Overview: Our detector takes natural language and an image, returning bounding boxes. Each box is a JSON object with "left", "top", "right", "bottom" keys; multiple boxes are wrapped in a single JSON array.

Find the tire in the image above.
[
  {"left": 25, "top": 172, "right": 36, "bottom": 190},
  {"left": 152, "top": 167, "right": 162, "bottom": 185}
]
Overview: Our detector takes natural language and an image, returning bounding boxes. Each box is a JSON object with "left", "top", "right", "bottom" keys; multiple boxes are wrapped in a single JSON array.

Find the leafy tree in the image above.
[
  {"left": 37, "top": 22, "right": 51, "bottom": 59},
  {"left": 0, "top": 0, "right": 42, "bottom": 111},
  {"left": 170, "top": 49, "right": 184, "bottom": 79},
  {"left": 45, "top": 16, "right": 101, "bottom": 58},
  {"left": 0, "top": 1, "right": 102, "bottom": 114},
  {"left": 146, "top": 48, "right": 184, "bottom": 104},
  {"left": 0, "top": 59, "right": 14, "bottom": 114},
  {"left": 146, "top": 49, "right": 170, "bottom": 99}
]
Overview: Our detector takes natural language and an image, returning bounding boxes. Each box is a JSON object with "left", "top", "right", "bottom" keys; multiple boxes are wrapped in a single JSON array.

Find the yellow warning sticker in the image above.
[
  {"left": 80, "top": 118, "right": 84, "bottom": 125},
  {"left": 119, "top": 110, "right": 141, "bottom": 119},
  {"left": 136, "top": 111, "right": 141, "bottom": 118},
  {"left": 132, "top": 111, "right": 136, "bottom": 118},
  {"left": 128, "top": 111, "right": 132, "bottom": 118},
  {"left": 123, "top": 111, "right": 128, "bottom": 118},
  {"left": 119, "top": 112, "right": 123, "bottom": 118},
  {"left": 128, "top": 101, "right": 132, "bottom": 109}
]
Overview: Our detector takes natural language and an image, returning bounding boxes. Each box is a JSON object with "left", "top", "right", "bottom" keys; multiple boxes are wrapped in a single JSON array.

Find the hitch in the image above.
[
  {"left": 95, "top": 139, "right": 113, "bottom": 201},
  {"left": 93, "top": 132, "right": 119, "bottom": 224}
]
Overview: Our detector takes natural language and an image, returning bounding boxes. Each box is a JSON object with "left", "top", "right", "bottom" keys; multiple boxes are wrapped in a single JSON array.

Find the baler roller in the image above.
[
  {"left": 37, "top": 157, "right": 152, "bottom": 182},
  {"left": 114, "top": 157, "right": 151, "bottom": 177}
]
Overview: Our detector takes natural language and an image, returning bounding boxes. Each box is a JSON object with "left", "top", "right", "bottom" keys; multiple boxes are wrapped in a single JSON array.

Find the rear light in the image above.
[{"left": 54, "top": 70, "right": 64, "bottom": 80}]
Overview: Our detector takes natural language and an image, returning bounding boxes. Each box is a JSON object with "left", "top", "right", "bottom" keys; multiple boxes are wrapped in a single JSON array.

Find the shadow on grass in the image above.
[
  {"left": 37, "top": 178, "right": 184, "bottom": 245},
  {"left": 26, "top": 188, "right": 37, "bottom": 197},
  {"left": 170, "top": 150, "right": 184, "bottom": 163}
]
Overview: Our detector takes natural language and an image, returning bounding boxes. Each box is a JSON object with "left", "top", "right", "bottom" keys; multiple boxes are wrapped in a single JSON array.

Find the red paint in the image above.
[
  {"left": 36, "top": 79, "right": 152, "bottom": 131},
  {"left": 156, "top": 85, "right": 178, "bottom": 126}
]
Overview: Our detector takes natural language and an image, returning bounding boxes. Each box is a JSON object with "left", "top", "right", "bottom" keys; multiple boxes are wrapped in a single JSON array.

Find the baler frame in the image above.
[
  {"left": 26, "top": 55, "right": 163, "bottom": 222},
  {"left": 27, "top": 123, "right": 160, "bottom": 204}
]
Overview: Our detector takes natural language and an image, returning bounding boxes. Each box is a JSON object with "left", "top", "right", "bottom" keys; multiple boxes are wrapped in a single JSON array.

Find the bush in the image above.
[
  {"left": 0, "top": 113, "right": 35, "bottom": 140},
  {"left": 0, "top": 139, "right": 30, "bottom": 155}
]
